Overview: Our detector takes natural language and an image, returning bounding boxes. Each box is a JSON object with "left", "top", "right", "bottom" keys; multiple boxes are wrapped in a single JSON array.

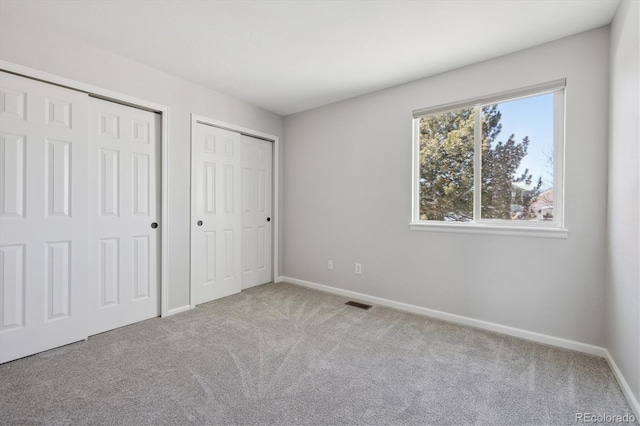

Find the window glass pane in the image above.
[
  {"left": 419, "top": 108, "right": 474, "bottom": 221},
  {"left": 480, "top": 94, "right": 554, "bottom": 221}
]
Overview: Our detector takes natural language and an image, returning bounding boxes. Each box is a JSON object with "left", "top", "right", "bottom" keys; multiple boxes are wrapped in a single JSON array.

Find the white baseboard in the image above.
[
  {"left": 605, "top": 350, "right": 640, "bottom": 419},
  {"left": 278, "top": 276, "right": 607, "bottom": 358},
  {"left": 166, "top": 305, "right": 192, "bottom": 317},
  {"left": 280, "top": 277, "right": 640, "bottom": 412}
]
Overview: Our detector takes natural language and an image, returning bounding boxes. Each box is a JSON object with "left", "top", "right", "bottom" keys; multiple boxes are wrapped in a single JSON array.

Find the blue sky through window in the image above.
[{"left": 492, "top": 93, "right": 554, "bottom": 191}]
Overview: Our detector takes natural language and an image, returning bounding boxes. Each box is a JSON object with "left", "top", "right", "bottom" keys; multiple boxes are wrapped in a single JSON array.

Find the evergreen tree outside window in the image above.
[{"left": 411, "top": 81, "right": 567, "bottom": 237}]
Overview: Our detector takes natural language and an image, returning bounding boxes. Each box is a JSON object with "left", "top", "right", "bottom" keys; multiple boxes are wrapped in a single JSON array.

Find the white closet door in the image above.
[
  {"left": 241, "top": 135, "right": 272, "bottom": 289},
  {"left": 192, "top": 123, "right": 241, "bottom": 305},
  {"left": 88, "top": 97, "right": 160, "bottom": 335},
  {"left": 0, "top": 71, "right": 89, "bottom": 363}
]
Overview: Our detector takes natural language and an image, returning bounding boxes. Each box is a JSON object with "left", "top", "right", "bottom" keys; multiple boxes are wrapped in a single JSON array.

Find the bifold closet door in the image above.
[
  {"left": 240, "top": 135, "right": 273, "bottom": 289},
  {"left": 192, "top": 123, "right": 242, "bottom": 305},
  {"left": 0, "top": 71, "right": 89, "bottom": 363},
  {"left": 87, "top": 97, "right": 161, "bottom": 335}
]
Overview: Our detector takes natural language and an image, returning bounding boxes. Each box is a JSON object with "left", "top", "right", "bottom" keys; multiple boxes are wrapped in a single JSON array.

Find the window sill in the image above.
[{"left": 409, "top": 222, "right": 569, "bottom": 239}]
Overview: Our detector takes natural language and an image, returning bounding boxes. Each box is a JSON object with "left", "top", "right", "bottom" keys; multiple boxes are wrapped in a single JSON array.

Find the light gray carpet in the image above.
[{"left": 0, "top": 282, "right": 636, "bottom": 425}]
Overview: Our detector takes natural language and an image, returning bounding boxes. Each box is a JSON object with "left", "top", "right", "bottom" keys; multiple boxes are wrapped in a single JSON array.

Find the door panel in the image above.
[
  {"left": 240, "top": 135, "right": 272, "bottom": 289},
  {"left": 192, "top": 123, "right": 241, "bottom": 304},
  {"left": 0, "top": 71, "right": 89, "bottom": 363},
  {"left": 88, "top": 97, "right": 160, "bottom": 335}
]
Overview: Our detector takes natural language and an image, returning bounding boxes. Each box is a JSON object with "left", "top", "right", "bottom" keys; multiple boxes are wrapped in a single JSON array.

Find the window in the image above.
[{"left": 411, "top": 80, "right": 567, "bottom": 238}]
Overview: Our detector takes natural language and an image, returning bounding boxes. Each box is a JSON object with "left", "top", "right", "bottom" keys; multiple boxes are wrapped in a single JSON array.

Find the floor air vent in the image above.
[{"left": 345, "top": 301, "right": 372, "bottom": 310}]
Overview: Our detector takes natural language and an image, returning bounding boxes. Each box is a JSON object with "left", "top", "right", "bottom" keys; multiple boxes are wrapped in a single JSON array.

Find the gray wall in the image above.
[
  {"left": 608, "top": 0, "right": 640, "bottom": 408},
  {"left": 1, "top": 2, "right": 637, "bottom": 410},
  {"left": 0, "top": 22, "right": 284, "bottom": 312},
  {"left": 283, "top": 27, "right": 610, "bottom": 347}
]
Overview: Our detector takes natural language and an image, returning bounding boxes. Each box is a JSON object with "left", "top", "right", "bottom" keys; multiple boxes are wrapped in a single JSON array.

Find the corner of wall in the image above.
[{"left": 606, "top": 0, "right": 640, "bottom": 415}]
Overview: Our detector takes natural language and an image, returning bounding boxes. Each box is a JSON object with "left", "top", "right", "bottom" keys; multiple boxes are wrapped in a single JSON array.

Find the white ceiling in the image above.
[{"left": 0, "top": 0, "right": 620, "bottom": 116}]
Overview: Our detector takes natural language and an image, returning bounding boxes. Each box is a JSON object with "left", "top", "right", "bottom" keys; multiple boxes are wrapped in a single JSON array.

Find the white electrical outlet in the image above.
[
  {"left": 355, "top": 263, "right": 362, "bottom": 275},
  {"left": 328, "top": 260, "right": 333, "bottom": 270}
]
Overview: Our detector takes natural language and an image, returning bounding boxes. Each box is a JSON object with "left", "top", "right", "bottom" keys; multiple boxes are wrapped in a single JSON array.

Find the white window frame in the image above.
[{"left": 410, "top": 79, "right": 568, "bottom": 238}]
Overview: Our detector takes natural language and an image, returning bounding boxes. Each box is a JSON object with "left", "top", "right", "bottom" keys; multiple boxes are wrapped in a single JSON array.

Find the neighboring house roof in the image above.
[
  {"left": 533, "top": 189, "right": 554, "bottom": 205},
  {"left": 531, "top": 189, "right": 554, "bottom": 218}
]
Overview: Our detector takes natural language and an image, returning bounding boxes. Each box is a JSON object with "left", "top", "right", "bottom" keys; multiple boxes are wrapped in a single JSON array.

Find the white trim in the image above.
[
  {"left": 605, "top": 350, "right": 640, "bottom": 419},
  {"left": 553, "top": 89, "right": 567, "bottom": 230},
  {"left": 279, "top": 276, "right": 605, "bottom": 357},
  {"left": 190, "top": 114, "right": 280, "bottom": 308},
  {"left": 411, "top": 119, "right": 420, "bottom": 224},
  {"left": 473, "top": 105, "right": 482, "bottom": 221},
  {"left": 161, "top": 108, "right": 170, "bottom": 318},
  {"left": 412, "top": 78, "right": 566, "bottom": 118},
  {"left": 166, "top": 305, "right": 192, "bottom": 317},
  {"left": 0, "top": 60, "right": 171, "bottom": 318},
  {"left": 409, "top": 222, "right": 569, "bottom": 238},
  {"left": 0, "top": 60, "right": 169, "bottom": 113},
  {"left": 189, "top": 118, "right": 197, "bottom": 309}
]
